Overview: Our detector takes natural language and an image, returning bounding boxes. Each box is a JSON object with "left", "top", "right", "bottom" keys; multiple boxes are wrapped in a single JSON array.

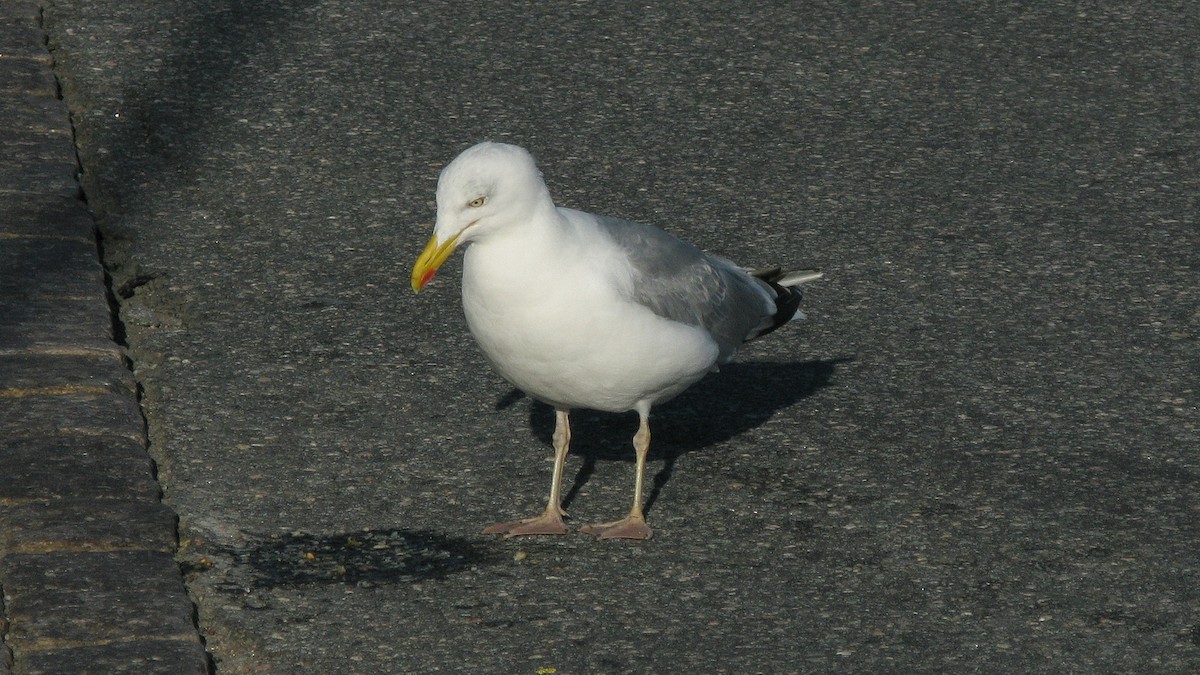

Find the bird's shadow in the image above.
[{"left": 496, "top": 357, "right": 849, "bottom": 515}]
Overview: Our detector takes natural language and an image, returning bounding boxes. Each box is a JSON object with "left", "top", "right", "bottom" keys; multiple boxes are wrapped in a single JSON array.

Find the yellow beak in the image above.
[{"left": 411, "top": 231, "right": 462, "bottom": 292}]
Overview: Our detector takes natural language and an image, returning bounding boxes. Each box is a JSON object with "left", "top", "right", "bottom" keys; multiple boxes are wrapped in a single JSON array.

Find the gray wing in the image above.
[{"left": 593, "top": 215, "right": 775, "bottom": 361}]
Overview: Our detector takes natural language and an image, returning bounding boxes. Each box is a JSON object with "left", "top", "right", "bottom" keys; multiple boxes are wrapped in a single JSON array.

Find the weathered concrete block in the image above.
[
  {"left": 0, "top": 195, "right": 95, "bottom": 241},
  {"left": 0, "top": 0, "right": 43, "bottom": 33},
  {"left": 1, "top": 550, "right": 189, "bottom": 603},
  {"left": 1, "top": 552, "right": 206, "bottom": 674},
  {"left": 0, "top": 499, "right": 176, "bottom": 554},
  {"left": 0, "top": 352, "right": 135, "bottom": 395},
  {"left": 0, "top": 93, "right": 73, "bottom": 138},
  {"left": 15, "top": 639, "right": 209, "bottom": 675},
  {"left": 0, "top": 154, "right": 78, "bottom": 196},
  {"left": 0, "top": 390, "right": 143, "bottom": 441},
  {"left": 0, "top": 235, "right": 108, "bottom": 302},
  {"left": 0, "top": 299, "right": 115, "bottom": 351},
  {"left": 0, "top": 510, "right": 194, "bottom": 672},
  {"left": 0, "top": 436, "right": 158, "bottom": 503},
  {"left": 0, "top": 58, "right": 58, "bottom": 98},
  {"left": 0, "top": 136, "right": 77, "bottom": 186}
]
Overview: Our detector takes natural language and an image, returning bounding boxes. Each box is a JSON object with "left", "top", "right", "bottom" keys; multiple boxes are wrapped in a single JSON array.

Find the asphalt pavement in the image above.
[{"left": 5, "top": 0, "right": 1199, "bottom": 672}]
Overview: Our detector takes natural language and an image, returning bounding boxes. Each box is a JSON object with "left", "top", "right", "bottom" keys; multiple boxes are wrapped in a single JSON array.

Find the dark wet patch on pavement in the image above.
[{"left": 216, "top": 529, "right": 497, "bottom": 588}]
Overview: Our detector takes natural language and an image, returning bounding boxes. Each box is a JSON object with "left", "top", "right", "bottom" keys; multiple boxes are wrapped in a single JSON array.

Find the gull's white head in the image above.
[{"left": 412, "top": 142, "right": 550, "bottom": 292}]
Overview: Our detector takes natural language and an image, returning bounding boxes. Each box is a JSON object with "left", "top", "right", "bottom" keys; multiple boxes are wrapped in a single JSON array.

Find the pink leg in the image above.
[
  {"left": 580, "top": 411, "right": 653, "bottom": 540},
  {"left": 483, "top": 409, "right": 572, "bottom": 537}
]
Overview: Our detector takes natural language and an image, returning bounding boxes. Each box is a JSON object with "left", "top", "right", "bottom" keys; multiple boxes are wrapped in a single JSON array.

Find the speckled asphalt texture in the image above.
[{"left": 22, "top": 0, "right": 1200, "bottom": 671}]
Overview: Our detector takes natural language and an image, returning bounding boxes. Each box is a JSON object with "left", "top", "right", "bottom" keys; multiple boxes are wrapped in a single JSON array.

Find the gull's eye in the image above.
[{"left": 467, "top": 196, "right": 486, "bottom": 208}]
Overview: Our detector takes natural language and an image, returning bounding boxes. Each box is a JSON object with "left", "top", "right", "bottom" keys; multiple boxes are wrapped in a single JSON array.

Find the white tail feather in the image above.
[{"left": 776, "top": 269, "right": 823, "bottom": 287}]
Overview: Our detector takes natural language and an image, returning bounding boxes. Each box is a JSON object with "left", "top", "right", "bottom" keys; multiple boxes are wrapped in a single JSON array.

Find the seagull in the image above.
[{"left": 411, "top": 142, "right": 821, "bottom": 540}]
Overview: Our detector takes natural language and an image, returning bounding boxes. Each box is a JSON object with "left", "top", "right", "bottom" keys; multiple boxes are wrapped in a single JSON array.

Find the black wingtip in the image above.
[{"left": 749, "top": 268, "right": 805, "bottom": 339}]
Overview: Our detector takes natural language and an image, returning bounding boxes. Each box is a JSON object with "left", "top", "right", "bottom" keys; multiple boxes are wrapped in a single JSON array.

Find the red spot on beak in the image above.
[{"left": 421, "top": 269, "right": 437, "bottom": 286}]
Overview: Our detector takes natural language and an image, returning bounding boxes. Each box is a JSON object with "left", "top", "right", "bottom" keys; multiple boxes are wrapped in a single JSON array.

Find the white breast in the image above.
[{"left": 460, "top": 224, "right": 719, "bottom": 412}]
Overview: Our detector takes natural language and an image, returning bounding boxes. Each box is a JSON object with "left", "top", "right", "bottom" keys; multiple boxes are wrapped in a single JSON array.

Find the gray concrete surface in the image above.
[
  {"left": 8, "top": 0, "right": 1199, "bottom": 672},
  {"left": 0, "top": 2, "right": 207, "bottom": 673}
]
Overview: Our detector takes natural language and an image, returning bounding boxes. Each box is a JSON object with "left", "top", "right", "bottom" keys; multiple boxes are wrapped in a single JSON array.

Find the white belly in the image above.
[{"left": 460, "top": 243, "right": 718, "bottom": 412}]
